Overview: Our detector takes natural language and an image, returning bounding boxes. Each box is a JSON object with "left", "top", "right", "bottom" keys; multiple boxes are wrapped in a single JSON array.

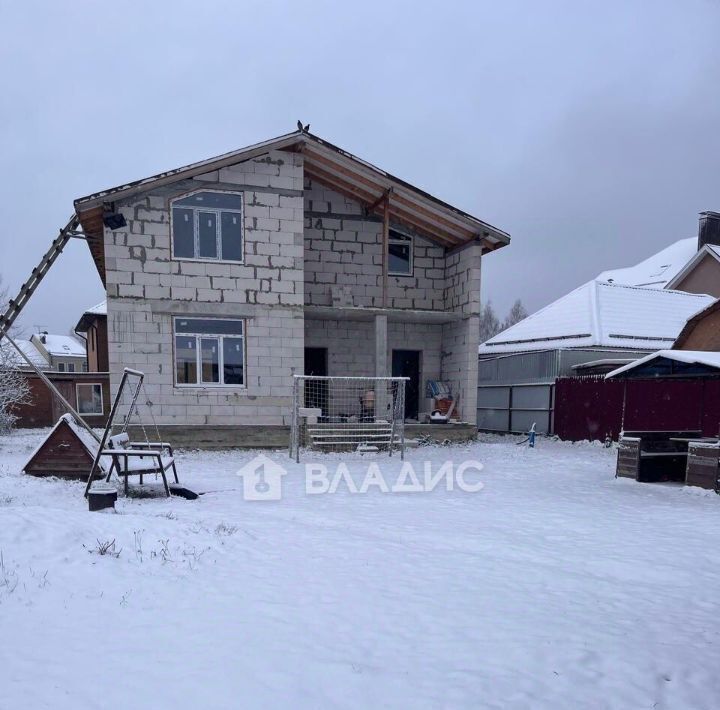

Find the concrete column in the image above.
[
  {"left": 374, "top": 314, "right": 388, "bottom": 377},
  {"left": 374, "top": 314, "right": 389, "bottom": 421}
]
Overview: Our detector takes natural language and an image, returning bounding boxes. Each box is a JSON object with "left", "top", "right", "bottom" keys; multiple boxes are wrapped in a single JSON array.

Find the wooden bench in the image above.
[
  {"left": 616, "top": 430, "right": 702, "bottom": 483},
  {"left": 103, "top": 433, "right": 179, "bottom": 496}
]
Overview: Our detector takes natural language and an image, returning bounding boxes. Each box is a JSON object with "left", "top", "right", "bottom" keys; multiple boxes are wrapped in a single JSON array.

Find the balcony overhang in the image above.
[{"left": 303, "top": 304, "right": 462, "bottom": 324}]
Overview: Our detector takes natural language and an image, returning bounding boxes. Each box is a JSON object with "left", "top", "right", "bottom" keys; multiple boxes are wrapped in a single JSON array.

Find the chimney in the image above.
[{"left": 698, "top": 211, "right": 720, "bottom": 251}]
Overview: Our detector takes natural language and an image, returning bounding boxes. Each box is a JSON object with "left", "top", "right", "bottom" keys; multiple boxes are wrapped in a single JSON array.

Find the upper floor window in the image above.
[
  {"left": 174, "top": 317, "right": 245, "bottom": 387},
  {"left": 171, "top": 191, "right": 244, "bottom": 262},
  {"left": 388, "top": 229, "right": 413, "bottom": 276}
]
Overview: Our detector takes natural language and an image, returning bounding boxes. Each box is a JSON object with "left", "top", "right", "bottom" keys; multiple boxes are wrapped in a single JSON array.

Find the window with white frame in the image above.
[
  {"left": 388, "top": 229, "right": 413, "bottom": 276},
  {"left": 174, "top": 318, "right": 245, "bottom": 387},
  {"left": 171, "top": 191, "right": 244, "bottom": 262},
  {"left": 67, "top": 363, "right": 75, "bottom": 373},
  {"left": 76, "top": 383, "right": 103, "bottom": 415}
]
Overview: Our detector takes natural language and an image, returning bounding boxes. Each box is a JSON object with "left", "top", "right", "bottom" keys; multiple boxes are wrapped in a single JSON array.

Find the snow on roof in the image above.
[
  {"left": 35, "top": 334, "right": 86, "bottom": 358},
  {"left": 605, "top": 350, "right": 720, "bottom": 379},
  {"left": 596, "top": 237, "right": 697, "bottom": 288},
  {"left": 23, "top": 414, "right": 107, "bottom": 475},
  {"left": 84, "top": 300, "right": 106, "bottom": 316},
  {"left": 0, "top": 338, "right": 50, "bottom": 369},
  {"left": 479, "top": 281, "right": 715, "bottom": 355}
]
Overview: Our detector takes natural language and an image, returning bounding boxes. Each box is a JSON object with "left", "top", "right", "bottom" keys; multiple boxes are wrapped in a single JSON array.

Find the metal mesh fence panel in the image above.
[{"left": 290, "top": 375, "right": 407, "bottom": 462}]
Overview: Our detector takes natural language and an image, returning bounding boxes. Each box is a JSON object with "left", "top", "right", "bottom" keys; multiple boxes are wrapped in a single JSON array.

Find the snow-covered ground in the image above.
[{"left": 2, "top": 430, "right": 720, "bottom": 709}]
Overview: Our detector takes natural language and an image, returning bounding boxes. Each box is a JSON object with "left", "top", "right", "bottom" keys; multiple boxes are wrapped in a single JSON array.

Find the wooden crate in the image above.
[
  {"left": 616, "top": 436, "right": 641, "bottom": 479},
  {"left": 685, "top": 442, "right": 720, "bottom": 490}
]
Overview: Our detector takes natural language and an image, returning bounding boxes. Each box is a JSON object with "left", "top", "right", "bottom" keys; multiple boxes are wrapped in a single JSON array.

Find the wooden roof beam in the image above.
[
  {"left": 304, "top": 147, "right": 479, "bottom": 239},
  {"left": 304, "top": 164, "right": 463, "bottom": 246},
  {"left": 365, "top": 187, "right": 393, "bottom": 216}
]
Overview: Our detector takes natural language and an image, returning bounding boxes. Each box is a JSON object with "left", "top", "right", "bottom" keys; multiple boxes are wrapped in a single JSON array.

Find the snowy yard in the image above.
[{"left": 2, "top": 431, "right": 720, "bottom": 709}]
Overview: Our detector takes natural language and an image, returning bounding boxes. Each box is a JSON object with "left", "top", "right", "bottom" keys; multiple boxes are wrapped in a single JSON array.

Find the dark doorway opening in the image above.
[
  {"left": 392, "top": 350, "right": 421, "bottom": 420},
  {"left": 304, "top": 347, "right": 328, "bottom": 413}
]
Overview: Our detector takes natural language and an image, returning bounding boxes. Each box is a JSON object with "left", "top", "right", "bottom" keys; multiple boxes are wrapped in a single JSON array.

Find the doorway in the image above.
[
  {"left": 392, "top": 350, "right": 421, "bottom": 420},
  {"left": 304, "top": 347, "right": 328, "bottom": 413}
]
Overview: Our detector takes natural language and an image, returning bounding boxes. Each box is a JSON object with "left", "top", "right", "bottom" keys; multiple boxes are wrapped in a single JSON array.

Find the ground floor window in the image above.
[
  {"left": 76, "top": 383, "right": 103, "bottom": 415},
  {"left": 174, "top": 317, "right": 245, "bottom": 387}
]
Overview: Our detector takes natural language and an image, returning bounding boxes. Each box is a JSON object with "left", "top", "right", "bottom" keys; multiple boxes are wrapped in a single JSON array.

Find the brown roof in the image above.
[{"left": 74, "top": 129, "right": 511, "bottom": 283}]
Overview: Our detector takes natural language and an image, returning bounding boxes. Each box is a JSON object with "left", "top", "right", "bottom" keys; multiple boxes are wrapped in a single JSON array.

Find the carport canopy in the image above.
[{"left": 605, "top": 350, "right": 720, "bottom": 379}]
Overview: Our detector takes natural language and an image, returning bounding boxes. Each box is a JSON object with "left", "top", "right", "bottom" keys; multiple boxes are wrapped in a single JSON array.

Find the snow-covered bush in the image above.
[
  {"left": 0, "top": 348, "right": 30, "bottom": 434},
  {"left": 0, "top": 277, "right": 30, "bottom": 434}
]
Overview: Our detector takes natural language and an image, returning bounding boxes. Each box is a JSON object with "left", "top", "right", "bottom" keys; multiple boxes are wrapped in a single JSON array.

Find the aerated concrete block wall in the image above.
[
  {"left": 304, "top": 179, "right": 447, "bottom": 310},
  {"left": 440, "top": 242, "right": 482, "bottom": 422},
  {"left": 304, "top": 317, "right": 443, "bottom": 416},
  {"left": 441, "top": 315, "right": 480, "bottom": 422},
  {"left": 305, "top": 318, "right": 442, "bottom": 378},
  {"left": 103, "top": 150, "right": 305, "bottom": 426}
]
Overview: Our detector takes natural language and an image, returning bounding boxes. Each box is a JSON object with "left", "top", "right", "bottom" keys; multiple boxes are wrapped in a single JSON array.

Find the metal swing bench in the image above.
[
  {"left": 103, "top": 432, "right": 179, "bottom": 496},
  {"left": 84, "top": 368, "right": 179, "bottom": 498}
]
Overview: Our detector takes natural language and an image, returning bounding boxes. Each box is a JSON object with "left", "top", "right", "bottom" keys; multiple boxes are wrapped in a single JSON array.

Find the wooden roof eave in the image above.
[
  {"left": 304, "top": 158, "right": 486, "bottom": 248},
  {"left": 77, "top": 205, "right": 106, "bottom": 284},
  {"left": 74, "top": 132, "right": 305, "bottom": 212},
  {"left": 304, "top": 163, "right": 461, "bottom": 248},
  {"left": 300, "top": 141, "right": 510, "bottom": 250}
]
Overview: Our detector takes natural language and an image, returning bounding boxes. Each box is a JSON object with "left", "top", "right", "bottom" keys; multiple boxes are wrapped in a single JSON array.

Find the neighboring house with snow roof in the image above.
[
  {"left": 597, "top": 211, "right": 720, "bottom": 297},
  {"left": 29, "top": 333, "right": 86, "bottom": 372},
  {"left": 665, "top": 243, "right": 720, "bottom": 297},
  {"left": 597, "top": 237, "right": 697, "bottom": 289},
  {"left": 74, "top": 301, "right": 107, "bottom": 373},
  {"left": 0, "top": 338, "right": 52, "bottom": 370},
  {"left": 476, "top": 282, "right": 714, "bottom": 434},
  {"left": 480, "top": 281, "right": 713, "bottom": 355}
]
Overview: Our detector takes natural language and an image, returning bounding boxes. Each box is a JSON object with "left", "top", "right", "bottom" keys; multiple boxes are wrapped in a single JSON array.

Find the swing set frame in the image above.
[{"left": 83, "top": 368, "right": 179, "bottom": 498}]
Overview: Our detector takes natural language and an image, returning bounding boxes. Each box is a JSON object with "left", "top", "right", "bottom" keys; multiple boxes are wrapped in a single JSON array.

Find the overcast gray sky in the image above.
[{"left": 2, "top": 0, "right": 720, "bottom": 335}]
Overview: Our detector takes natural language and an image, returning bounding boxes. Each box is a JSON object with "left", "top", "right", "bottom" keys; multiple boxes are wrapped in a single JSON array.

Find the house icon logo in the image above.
[{"left": 236, "top": 454, "right": 288, "bottom": 501}]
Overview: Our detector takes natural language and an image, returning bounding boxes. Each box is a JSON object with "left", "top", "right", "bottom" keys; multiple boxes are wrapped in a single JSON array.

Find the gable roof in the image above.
[
  {"left": 672, "top": 297, "right": 720, "bottom": 349},
  {"left": 84, "top": 300, "right": 107, "bottom": 316},
  {"left": 0, "top": 338, "right": 50, "bottom": 369},
  {"left": 32, "top": 333, "right": 86, "bottom": 358},
  {"left": 74, "top": 300, "right": 107, "bottom": 333},
  {"left": 23, "top": 413, "right": 105, "bottom": 476},
  {"left": 664, "top": 243, "right": 720, "bottom": 290},
  {"left": 74, "top": 129, "right": 511, "bottom": 283},
  {"left": 605, "top": 349, "right": 720, "bottom": 379},
  {"left": 479, "top": 280, "right": 715, "bottom": 355},
  {"left": 596, "top": 237, "right": 698, "bottom": 288}
]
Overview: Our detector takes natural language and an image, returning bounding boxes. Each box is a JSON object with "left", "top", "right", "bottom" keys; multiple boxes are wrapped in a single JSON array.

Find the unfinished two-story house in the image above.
[{"left": 73, "top": 129, "right": 510, "bottom": 446}]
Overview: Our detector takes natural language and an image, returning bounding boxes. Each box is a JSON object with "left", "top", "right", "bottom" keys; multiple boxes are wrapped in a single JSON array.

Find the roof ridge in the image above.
[{"left": 596, "top": 279, "right": 711, "bottom": 297}]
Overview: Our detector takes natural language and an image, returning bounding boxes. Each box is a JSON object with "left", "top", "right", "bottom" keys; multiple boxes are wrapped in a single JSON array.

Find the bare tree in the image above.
[
  {"left": 503, "top": 299, "right": 528, "bottom": 330},
  {"left": 0, "top": 277, "right": 30, "bottom": 434},
  {"left": 479, "top": 301, "right": 502, "bottom": 343}
]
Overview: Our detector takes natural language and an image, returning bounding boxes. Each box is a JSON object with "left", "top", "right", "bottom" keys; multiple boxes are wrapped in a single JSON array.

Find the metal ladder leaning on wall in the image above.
[{"left": 0, "top": 215, "right": 80, "bottom": 340}]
